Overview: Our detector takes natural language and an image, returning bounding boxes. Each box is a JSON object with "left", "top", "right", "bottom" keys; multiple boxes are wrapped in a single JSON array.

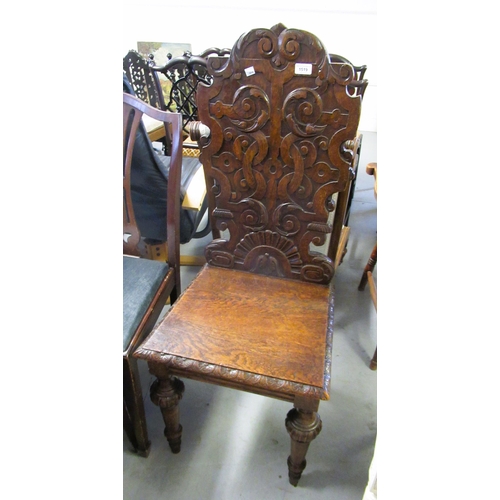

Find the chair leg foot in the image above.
[
  {"left": 150, "top": 373, "right": 185, "bottom": 454},
  {"left": 369, "top": 347, "right": 377, "bottom": 370},
  {"left": 285, "top": 399, "right": 322, "bottom": 487},
  {"left": 123, "top": 357, "right": 151, "bottom": 457},
  {"left": 358, "top": 243, "right": 377, "bottom": 291},
  {"left": 135, "top": 444, "right": 151, "bottom": 457}
]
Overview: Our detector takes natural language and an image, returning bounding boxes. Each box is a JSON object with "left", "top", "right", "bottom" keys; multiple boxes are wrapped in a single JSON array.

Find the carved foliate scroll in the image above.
[{"left": 197, "top": 25, "right": 362, "bottom": 284}]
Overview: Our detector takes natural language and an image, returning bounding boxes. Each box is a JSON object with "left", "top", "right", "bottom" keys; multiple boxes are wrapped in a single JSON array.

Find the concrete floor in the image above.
[{"left": 124, "top": 131, "right": 377, "bottom": 500}]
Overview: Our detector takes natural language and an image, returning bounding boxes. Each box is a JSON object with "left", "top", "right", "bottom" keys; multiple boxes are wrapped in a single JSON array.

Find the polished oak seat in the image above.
[{"left": 139, "top": 265, "right": 333, "bottom": 399}]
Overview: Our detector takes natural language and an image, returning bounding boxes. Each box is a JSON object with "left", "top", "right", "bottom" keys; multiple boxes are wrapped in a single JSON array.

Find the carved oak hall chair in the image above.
[
  {"left": 123, "top": 93, "right": 183, "bottom": 456},
  {"left": 134, "top": 24, "right": 363, "bottom": 486}
]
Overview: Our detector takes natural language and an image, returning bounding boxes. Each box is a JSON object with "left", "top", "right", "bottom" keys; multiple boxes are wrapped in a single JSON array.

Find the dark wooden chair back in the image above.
[
  {"left": 123, "top": 92, "right": 182, "bottom": 276},
  {"left": 123, "top": 50, "right": 165, "bottom": 109},
  {"left": 195, "top": 24, "right": 363, "bottom": 284}
]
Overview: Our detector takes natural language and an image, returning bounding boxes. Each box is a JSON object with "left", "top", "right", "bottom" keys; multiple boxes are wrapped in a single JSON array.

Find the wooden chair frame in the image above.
[
  {"left": 123, "top": 93, "right": 183, "bottom": 455},
  {"left": 134, "top": 24, "right": 364, "bottom": 486}
]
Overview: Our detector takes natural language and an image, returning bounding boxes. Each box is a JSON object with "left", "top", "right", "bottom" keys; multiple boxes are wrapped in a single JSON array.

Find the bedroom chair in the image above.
[
  {"left": 123, "top": 93, "right": 183, "bottom": 456},
  {"left": 134, "top": 24, "right": 363, "bottom": 485}
]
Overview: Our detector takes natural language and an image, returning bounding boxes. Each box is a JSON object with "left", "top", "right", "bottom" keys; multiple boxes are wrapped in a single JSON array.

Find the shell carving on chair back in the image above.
[{"left": 197, "top": 24, "right": 362, "bottom": 284}]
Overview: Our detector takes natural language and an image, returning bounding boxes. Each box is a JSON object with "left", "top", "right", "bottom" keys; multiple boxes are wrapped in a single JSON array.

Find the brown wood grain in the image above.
[{"left": 140, "top": 265, "right": 332, "bottom": 388}]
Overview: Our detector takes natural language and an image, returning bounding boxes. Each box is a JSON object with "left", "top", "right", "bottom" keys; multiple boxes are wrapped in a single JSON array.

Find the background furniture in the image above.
[
  {"left": 123, "top": 93, "right": 183, "bottom": 456},
  {"left": 135, "top": 24, "right": 363, "bottom": 486},
  {"left": 155, "top": 49, "right": 230, "bottom": 144},
  {"left": 367, "top": 271, "right": 377, "bottom": 370},
  {"left": 123, "top": 74, "right": 210, "bottom": 265},
  {"left": 123, "top": 48, "right": 230, "bottom": 152},
  {"left": 358, "top": 162, "right": 377, "bottom": 290},
  {"left": 328, "top": 54, "right": 368, "bottom": 267},
  {"left": 124, "top": 49, "right": 234, "bottom": 261},
  {"left": 358, "top": 162, "right": 377, "bottom": 370},
  {"left": 331, "top": 132, "right": 364, "bottom": 269}
]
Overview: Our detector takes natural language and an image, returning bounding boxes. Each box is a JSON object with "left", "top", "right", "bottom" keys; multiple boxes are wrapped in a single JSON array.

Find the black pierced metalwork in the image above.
[{"left": 123, "top": 48, "right": 230, "bottom": 136}]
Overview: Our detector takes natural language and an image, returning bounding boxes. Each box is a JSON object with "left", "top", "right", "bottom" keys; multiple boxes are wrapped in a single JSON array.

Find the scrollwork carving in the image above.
[
  {"left": 283, "top": 88, "right": 326, "bottom": 137},
  {"left": 205, "top": 248, "right": 235, "bottom": 268},
  {"left": 329, "top": 61, "right": 355, "bottom": 85},
  {"left": 211, "top": 85, "right": 270, "bottom": 132},
  {"left": 195, "top": 24, "right": 362, "bottom": 284},
  {"left": 273, "top": 203, "right": 303, "bottom": 236},
  {"left": 238, "top": 198, "right": 268, "bottom": 231},
  {"left": 300, "top": 257, "right": 334, "bottom": 284}
]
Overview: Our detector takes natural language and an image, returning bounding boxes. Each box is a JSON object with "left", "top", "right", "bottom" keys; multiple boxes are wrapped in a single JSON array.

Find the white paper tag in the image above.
[
  {"left": 244, "top": 66, "right": 256, "bottom": 77},
  {"left": 295, "top": 63, "right": 312, "bottom": 75}
]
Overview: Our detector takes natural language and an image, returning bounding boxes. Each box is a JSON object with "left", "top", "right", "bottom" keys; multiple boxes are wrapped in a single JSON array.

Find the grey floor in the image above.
[{"left": 124, "top": 132, "right": 377, "bottom": 500}]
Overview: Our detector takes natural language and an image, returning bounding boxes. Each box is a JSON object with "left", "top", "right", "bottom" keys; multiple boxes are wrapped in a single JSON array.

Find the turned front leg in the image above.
[
  {"left": 285, "top": 397, "right": 322, "bottom": 487},
  {"left": 148, "top": 363, "right": 185, "bottom": 453}
]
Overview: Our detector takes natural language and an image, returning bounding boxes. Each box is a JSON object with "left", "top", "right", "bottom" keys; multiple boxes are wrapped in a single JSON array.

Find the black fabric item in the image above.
[
  {"left": 123, "top": 256, "right": 170, "bottom": 351},
  {"left": 123, "top": 74, "right": 197, "bottom": 244}
]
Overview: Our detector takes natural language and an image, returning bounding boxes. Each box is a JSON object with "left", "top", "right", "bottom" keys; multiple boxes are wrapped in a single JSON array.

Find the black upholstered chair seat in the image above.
[{"left": 123, "top": 256, "right": 170, "bottom": 352}]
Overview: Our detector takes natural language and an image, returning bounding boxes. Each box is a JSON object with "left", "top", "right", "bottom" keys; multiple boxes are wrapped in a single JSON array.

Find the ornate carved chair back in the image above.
[
  {"left": 195, "top": 24, "right": 363, "bottom": 284},
  {"left": 123, "top": 50, "right": 165, "bottom": 110}
]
